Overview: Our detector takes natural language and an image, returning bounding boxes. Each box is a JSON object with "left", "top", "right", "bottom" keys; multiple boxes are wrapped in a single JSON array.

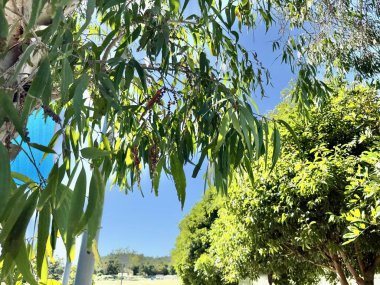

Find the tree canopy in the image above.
[
  {"left": 1, "top": 0, "right": 380, "bottom": 283},
  {"left": 173, "top": 81, "right": 380, "bottom": 285}
]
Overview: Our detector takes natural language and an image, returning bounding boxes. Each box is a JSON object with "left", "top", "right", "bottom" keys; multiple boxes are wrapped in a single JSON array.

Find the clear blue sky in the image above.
[{"left": 12, "top": 23, "right": 294, "bottom": 259}]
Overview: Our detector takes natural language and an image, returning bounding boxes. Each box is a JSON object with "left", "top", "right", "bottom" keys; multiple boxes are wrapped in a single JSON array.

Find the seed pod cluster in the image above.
[
  {"left": 149, "top": 143, "right": 160, "bottom": 177},
  {"left": 42, "top": 105, "right": 61, "bottom": 124},
  {"left": 132, "top": 146, "right": 141, "bottom": 186}
]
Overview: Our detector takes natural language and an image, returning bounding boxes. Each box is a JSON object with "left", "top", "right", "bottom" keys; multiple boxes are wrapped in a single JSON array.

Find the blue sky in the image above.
[{"left": 12, "top": 23, "right": 294, "bottom": 259}]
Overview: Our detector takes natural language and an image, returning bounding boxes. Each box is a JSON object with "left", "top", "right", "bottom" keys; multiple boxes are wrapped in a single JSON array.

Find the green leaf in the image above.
[
  {"left": 81, "top": 147, "right": 110, "bottom": 159},
  {"left": 199, "top": 52, "right": 207, "bottom": 74},
  {"left": 73, "top": 74, "right": 90, "bottom": 127},
  {"left": 77, "top": 0, "right": 96, "bottom": 36},
  {"left": 0, "top": 143, "right": 11, "bottom": 215},
  {"left": 271, "top": 126, "right": 281, "bottom": 169},
  {"left": 170, "top": 154, "right": 186, "bottom": 209},
  {"left": 29, "top": 143, "right": 56, "bottom": 155},
  {"left": 153, "top": 159, "right": 164, "bottom": 195},
  {"left": 42, "top": 130, "right": 62, "bottom": 160},
  {"left": 0, "top": 90, "right": 25, "bottom": 138},
  {"left": 14, "top": 242, "right": 38, "bottom": 285},
  {"left": 180, "top": 0, "right": 190, "bottom": 15},
  {"left": 28, "top": 56, "right": 52, "bottom": 106},
  {"left": 192, "top": 150, "right": 207, "bottom": 178},
  {"left": 0, "top": 2, "right": 8, "bottom": 44},
  {"left": 129, "top": 59, "right": 147, "bottom": 92},
  {"left": 86, "top": 167, "right": 105, "bottom": 249},
  {"left": 37, "top": 163, "right": 59, "bottom": 210},
  {"left": 27, "top": 0, "right": 46, "bottom": 29},
  {"left": 61, "top": 58, "right": 74, "bottom": 102},
  {"left": 215, "top": 113, "right": 230, "bottom": 153},
  {"left": 277, "top": 119, "right": 301, "bottom": 149},
  {"left": 169, "top": 0, "right": 180, "bottom": 14},
  {"left": 66, "top": 168, "right": 87, "bottom": 260},
  {"left": 37, "top": 205, "right": 51, "bottom": 278},
  {"left": 9, "top": 43, "right": 37, "bottom": 83}
]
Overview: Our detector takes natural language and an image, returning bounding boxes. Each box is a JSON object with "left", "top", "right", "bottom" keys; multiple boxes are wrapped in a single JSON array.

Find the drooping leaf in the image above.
[
  {"left": 277, "top": 119, "right": 301, "bottom": 149},
  {"left": 61, "top": 58, "right": 74, "bottom": 102},
  {"left": 271, "top": 126, "right": 281, "bottom": 169},
  {"left": 214, "top": 113, "right": 230, "bottom": 154},
  {"left": 37, "top": 163, "right": 59, "bottom": 210},
  {"left": 0, "top": 2, "right": 8, "bottom": 49},
  {"left": 170, "top": 154, "right": 186, "bottom": 209},
  {"left": 199, "top": 52, "right": 207, "bottom": 74},
  {"left": 73, "top": 74, "right": 90, "bottom": 128},
  {"left": 129, "top": 58, "right": 147, "bottom": 92},
  {"left": 77, "top": 0, "right": 96, "bottom": 35},
  {"left": 0, "top": 143, "right": 11, "bottom": 216},
  {"left": 86, "top": 167, "right": 105, "bottom": 249},
  {"left": 36, "top": 205, "right": 51, "bottom": 278},
  {"left": 27, "top": 0, "right": 46, "bottom": 29},
  {"left": 14, "top": 242, "right": 38, "bottom": 285},
  {"left": 66, "top": 167, "right": 87, "bottom": 260},
  {"left": 28, "top": 56, "right": 52, "bottom": 106}
]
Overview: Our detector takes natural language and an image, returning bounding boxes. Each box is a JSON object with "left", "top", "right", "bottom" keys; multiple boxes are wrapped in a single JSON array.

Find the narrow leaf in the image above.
[
  {"left": 271, "top": 126, "right": 281, "bottom": 169},
  {"left": 66, "top": 168, "right": 86, "bottom": 259},
  {"left": 129, "top": 59, "right": 147, "bottom": 92},
  {"left": 29, "top": 143, "right": 56, "bottom": 155},
  {"left": 0, "top": 143, "right": 11, "bottom": 215},
  {"left": 28, "top": 56, "right": 52, "bottom": 106},
  {"left": 37, "top": 205, "right": 51, "bottom": 277},
  {"left": 170, "top": 154, "right": 186, "bottom": 209},
  {"left": 81, "top": 147, "right": 110, "bottom": 159}
]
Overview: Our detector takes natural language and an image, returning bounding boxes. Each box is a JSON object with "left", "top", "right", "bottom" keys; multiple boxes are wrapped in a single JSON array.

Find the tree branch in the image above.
[
  {"left": 331, "top": 253, "right": 350, "bottom": 285},
  {"left": 339, "top": 250, "right": 364, "bottom": 284}
]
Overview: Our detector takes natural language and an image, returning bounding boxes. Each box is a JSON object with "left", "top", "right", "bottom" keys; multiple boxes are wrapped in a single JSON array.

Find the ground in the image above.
[{"left": 96, "top": 280, "right": 180, "bottom": 285}]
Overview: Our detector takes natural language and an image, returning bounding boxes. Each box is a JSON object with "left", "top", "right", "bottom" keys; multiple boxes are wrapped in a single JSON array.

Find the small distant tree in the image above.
[{"left": 105, "top": 260, "right": 120, "bottom": 276}]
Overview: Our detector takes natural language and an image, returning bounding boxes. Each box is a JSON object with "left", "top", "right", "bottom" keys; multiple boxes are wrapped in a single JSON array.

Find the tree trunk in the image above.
[
  {"left": 267, "top": 271, "right": 273, "bottom": 285},
  {"left": 361, "top": 270, "right": 376, "bottom": 285}
]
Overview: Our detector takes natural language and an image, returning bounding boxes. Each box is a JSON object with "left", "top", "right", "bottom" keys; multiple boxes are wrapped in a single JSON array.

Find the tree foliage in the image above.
[
  {"left": 2, "top": 0, "right": 380, "bottom": 283},
  {"left": 172, "top": 190, "right": 234, "bottom": 285},
  {"left": 173, "top": 81, "right": 380, "bottom": 285},
  {"left": 98, "top": 249, "right": 175, "bottom": 276}
]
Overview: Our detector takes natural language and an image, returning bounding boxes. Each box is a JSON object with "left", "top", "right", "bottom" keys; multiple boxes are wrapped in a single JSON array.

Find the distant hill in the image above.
[{"left": 98, "top": 249, "right": 175, "bottom": 276}]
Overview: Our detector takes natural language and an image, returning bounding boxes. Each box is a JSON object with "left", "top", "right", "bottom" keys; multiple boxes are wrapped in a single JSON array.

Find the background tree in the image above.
[
  {"left": 211, "top": 81, "right": 380, "bottom": 285},
  {"left": 174, "top": 81, "right": 380, "bottom": 285},
  {"left": 104, "top": 259, "right": 120, "bottom": 276},
  {"left": 172, "top": 190, "right": 234, "bottom": 285}
]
